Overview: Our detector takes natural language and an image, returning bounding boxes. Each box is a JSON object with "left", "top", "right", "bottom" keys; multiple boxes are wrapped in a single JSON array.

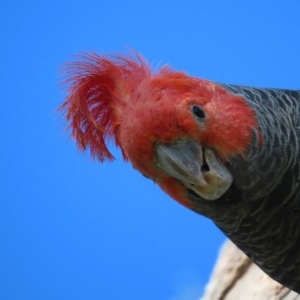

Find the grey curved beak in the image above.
[
  {"left": 155, "top": 140, "right": 233, "bottom": 200},
  {"left": 155, "top": 141, "right": 207, "bottom": 186}
]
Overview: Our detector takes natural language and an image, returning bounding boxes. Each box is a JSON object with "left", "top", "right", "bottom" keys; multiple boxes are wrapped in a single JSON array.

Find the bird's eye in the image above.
[{"left": 191, "top": 105, "right": 206, "bottom": 120}]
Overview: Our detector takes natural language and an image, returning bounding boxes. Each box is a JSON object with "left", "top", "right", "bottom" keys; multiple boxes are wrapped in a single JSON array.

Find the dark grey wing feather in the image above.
[
  {"left": 189, "top": 83, "right": 300, "bottom": 292},
  {"left": 220, "top": 84, "right": 300, "bottom": 199}
]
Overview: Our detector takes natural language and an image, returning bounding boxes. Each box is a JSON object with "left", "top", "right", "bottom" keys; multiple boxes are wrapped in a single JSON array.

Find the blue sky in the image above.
[{"left": 1, "top": 1, "right": 300, "bottom": 299}]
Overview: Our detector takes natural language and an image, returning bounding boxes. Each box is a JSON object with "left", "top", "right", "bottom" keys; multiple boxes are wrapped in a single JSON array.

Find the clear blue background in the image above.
[{"left": 1, "top": 1, "right": 300, "bottom": 299}]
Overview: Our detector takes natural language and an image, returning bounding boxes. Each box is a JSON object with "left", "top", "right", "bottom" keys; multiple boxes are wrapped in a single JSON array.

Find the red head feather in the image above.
[
  {"left": 60, "top": 52, "right": 152, "bottom": 161},
  {"left": 60, "top": 51, "right": 258, "bottom": 202}
]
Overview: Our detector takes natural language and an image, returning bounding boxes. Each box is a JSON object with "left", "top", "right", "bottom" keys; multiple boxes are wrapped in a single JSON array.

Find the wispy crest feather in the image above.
[{"left": 60, "top": 52, "right": 152, "bottom": 161}]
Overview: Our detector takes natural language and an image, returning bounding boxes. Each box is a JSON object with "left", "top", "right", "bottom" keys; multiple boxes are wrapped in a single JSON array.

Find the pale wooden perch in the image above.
[{"left": 201, "top": 241, "right": 300, "bottom": 300}]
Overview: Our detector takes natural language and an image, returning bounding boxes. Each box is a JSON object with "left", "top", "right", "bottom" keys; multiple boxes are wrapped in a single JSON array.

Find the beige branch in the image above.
[{"left": 201, "top": 241, "right": 300, "bottom": 300}]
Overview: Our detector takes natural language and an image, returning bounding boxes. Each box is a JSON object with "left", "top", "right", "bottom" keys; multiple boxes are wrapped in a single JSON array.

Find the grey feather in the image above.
[{"left": 188, "top": 84, "right": 300, "bottom": 292}]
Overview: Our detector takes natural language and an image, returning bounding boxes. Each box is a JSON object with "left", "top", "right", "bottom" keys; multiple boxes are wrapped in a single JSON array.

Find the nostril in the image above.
[{"left": 201, "top": 163, "right": 210, "bottom": 172}]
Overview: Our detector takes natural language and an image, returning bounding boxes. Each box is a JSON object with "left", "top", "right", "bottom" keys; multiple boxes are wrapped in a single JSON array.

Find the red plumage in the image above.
[
  {"left": 60, "top": 51, "right": 258, "bottom": 205},
  {"left": 60, "top": 52, "right": 151, "bottom": 161}
]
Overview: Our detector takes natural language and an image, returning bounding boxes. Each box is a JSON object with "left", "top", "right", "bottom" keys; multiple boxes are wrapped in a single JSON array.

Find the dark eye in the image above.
[{"left": 192, "top": 105, "right": 206, "bottom": 120}]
